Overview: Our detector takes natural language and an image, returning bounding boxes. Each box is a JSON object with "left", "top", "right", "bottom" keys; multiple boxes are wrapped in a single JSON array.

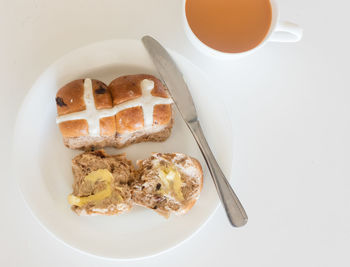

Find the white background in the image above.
[{"left": 1, "top": 0, "right": 349, "bottom": 266}]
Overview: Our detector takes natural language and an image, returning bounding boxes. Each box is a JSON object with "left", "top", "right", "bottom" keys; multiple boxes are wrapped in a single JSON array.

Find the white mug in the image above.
[{"left": 183, "top": 0, "right": 303, "bottom": 59}]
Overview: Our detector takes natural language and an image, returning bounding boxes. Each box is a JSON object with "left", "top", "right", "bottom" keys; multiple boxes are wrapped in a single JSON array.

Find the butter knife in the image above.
[{"left": 142, "top": 36, "right": 248, "bottom": 227}]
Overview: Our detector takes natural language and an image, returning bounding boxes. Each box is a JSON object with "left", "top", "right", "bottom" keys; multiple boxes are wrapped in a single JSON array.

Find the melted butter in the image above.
[
  {"left": 68, "top": 169, "right": 114, "bottom": 207},
  {"left": 84, "top": 169, "right": 113, "bottom": 183},
  {"left": 158, "top": 165, "right": 184, "bottom": 201}
]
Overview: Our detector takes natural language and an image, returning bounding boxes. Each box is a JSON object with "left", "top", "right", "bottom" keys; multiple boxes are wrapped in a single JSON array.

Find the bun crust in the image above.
[
  {"left": 56, "top": 79, "right": 85, "bottom": 116},
  {"left": 58, "top": 119, "right": 88, "bottom": 137},
  {"left": 109, "top": 74, "right": 172, "bottom": 133},
  {"left": 56, "top": 75, "right": 173, "bottom": 149},
  {"left": 109, "top": 74, "right": 169, "bottom": 105},
  {"left": 56, "top": 79, "right": 116, "bottom": 138}
]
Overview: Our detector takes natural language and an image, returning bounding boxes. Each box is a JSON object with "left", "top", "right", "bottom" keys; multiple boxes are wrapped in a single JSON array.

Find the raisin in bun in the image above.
[
  {"left": 132, "top": 153, "right": 203, "bottom": 218},
  {"left": 55, "top": 75, "right": 173, "bottom": 150}
]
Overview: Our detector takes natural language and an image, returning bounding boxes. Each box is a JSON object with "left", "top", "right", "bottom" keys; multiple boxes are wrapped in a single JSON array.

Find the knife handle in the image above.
[{"left": 188, "top": 120, "right": 248, "bottom": 227}]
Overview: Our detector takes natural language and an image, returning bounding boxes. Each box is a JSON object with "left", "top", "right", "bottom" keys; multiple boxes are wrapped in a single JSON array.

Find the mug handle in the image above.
[{"left": 269, "top": 21, "right": 303, "bottom": 42}]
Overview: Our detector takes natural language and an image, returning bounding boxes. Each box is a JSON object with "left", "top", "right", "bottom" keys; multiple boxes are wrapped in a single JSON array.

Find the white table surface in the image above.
[{"left": 1, "top": 0, "right": 349, "bottom": 266}]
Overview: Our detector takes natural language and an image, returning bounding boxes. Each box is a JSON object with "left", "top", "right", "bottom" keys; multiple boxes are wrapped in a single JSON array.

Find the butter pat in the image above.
[
  {"left": 68, "top": 169, "right": 113, "bottom": 207},
  {"left": 84, "top": 169, "right": 113, "bottom": 183},
  {"left": 158, "top": 165, "right": 184, "bottom": 201}
]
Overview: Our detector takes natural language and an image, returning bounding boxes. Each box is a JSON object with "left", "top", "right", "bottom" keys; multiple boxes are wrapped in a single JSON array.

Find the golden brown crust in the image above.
[
  {"left": 109, "top": 74, "right": 170, "bottom": 105},
  {"left": 150, "top": 77, "right": 169, "bottom": 98},
  {"left": 153, "top": 104, "right": 172, "bottom": 126},
  {"left": 99, "top": 116, "right": 116, "bottom": 137},
  {"left": 58, "top": 119, "right": 89, "bottom": 138},
  {"left": 57, "top": 75, "right": 173, "bottom": 149},
  {"left": 56, "top": 79, "right": 85, "bottom": 116},
  {"left": 109, "top": 74, "right": 172, "bottom": 134},
  {"left": 115, "top": 106, "right": 144, "bottom": 134},
  {"left": 60, "top": 116, "right": 116, "bottom": 138},
  {"left": 109, "top": 75, "right": 143, "bottom": 105},
  {"left": 91, "top": 79, "right": 114, "bottom": 110},
  {"left": 57, "top": 79, "right": 116, "bottom": 138}
]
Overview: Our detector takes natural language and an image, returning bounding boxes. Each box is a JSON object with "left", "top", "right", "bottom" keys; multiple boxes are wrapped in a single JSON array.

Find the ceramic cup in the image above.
[{"left": 183, "top": 0, "right": 303, "bottom": 59}]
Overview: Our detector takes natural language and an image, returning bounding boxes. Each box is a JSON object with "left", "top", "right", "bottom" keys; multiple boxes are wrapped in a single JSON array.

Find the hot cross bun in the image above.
[{"left": 55, "top": 74, "right": 173, "bottom": 150}]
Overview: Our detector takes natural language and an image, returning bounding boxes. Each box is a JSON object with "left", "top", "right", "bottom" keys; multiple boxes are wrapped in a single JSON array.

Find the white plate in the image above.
[{"left": 12, "top": 39, "right": 233, "bottom": 260}]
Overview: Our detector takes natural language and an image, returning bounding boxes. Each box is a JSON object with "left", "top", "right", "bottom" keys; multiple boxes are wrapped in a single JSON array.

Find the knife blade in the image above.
[{"left": 142, "top": 35, "right": 248, "bottom": 227}]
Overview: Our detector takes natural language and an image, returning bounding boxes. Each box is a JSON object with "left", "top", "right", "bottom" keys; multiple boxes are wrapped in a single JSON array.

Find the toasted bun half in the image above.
[
  {"left": 68, "top": 151, "right": 203, "bottom": 217},
  {"left": 132, "top": 153, "right": 203, "bottom": 218},
  {"left": 69, "top": 150, "right": 135, "bottom": 215}
]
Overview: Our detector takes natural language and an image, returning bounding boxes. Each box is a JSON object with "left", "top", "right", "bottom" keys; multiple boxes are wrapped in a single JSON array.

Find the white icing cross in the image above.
[{"left": 56, "top": 78, "right": 173, "bottom": 137}]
